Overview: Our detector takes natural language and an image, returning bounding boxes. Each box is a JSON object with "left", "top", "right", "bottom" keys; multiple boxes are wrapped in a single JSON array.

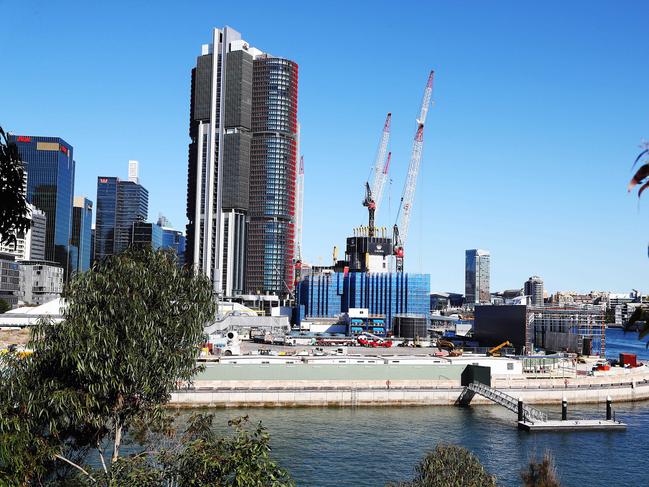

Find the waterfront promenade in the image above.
[{"left": 170, "top": 363, "right": 649, "bottom": 407}]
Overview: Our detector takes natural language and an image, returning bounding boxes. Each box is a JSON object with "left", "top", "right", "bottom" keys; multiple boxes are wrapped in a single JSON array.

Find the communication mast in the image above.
[{"left": 393, "top": 70, "right": 434, "bottom": 272}]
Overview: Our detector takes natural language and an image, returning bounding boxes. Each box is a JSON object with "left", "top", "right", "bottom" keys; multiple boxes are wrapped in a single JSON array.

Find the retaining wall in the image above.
[{"left": 168, "top": 365, "right": 649, "bottom": 408}]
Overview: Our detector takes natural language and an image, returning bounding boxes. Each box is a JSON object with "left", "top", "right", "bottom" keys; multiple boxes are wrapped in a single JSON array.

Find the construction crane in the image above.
[
  {"left": 362, "top": 113, "right": 391, "bottom": 237},
  {"left": 393, "top": 70, "right": 434, "bottom": 272},
  {"left": 294, "top": 155, "right": 305, "bottom": 287}
]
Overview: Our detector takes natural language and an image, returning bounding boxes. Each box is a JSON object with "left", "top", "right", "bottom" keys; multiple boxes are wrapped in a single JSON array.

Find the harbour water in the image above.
[{"left": 183, "top": 329, "right": 649, "bottom": 486}]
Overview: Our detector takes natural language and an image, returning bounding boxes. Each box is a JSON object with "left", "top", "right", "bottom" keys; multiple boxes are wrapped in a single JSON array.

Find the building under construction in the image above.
[
  {"left": 474, "top": 304, "right": 605, "bottom": 355},
  {"left": 526, "top": 305, "right": 605, "bottom": 356}
]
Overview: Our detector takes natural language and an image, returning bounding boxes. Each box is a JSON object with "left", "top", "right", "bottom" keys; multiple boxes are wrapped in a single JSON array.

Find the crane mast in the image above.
[
  {"left": 394, "top": 70, "right": 434, "bottom": 272},
  {"left": 294, "top": 155, "right": 305, "bottom": 287},
  {"left": 363, "top": 113, "right": 391, "bottom": 237}
]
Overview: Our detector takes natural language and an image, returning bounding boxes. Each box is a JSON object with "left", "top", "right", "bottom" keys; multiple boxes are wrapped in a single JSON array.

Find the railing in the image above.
[{"left": 463, "top": 382, "right": 548, "bottom": 423}]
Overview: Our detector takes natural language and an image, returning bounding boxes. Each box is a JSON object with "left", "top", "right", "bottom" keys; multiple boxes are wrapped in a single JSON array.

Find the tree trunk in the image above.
[{"left": 111, "top": 422, "right": 123, "bottom": 463}]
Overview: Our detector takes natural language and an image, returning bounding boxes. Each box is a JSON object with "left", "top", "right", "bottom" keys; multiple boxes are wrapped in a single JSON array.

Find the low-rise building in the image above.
[
  {"left": 19, "top": 260, "right": 63, "bottom": 305},
  {"left": 0, "top": 253, "right": 22, "bottom": 307}
]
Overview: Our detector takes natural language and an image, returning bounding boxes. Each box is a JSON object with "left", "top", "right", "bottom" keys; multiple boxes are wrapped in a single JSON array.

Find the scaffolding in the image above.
[{"left": 526, "top": 305, "right": 605, "bottom": 356}]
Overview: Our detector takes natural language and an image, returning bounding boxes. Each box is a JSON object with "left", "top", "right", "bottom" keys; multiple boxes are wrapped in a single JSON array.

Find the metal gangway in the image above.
[{"left": 458, "top": 382, "right": 548, "bottom": 423}]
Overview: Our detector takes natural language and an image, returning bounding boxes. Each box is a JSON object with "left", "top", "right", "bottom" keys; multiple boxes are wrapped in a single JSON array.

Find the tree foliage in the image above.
[
  {"left": 0, "top": 298, "right": 10, "bottom": 314},
  {"left": 625, "top": 306, "right": 649, "bottom": 347},
  {"left": 388, "top": 444, "right": 497, "bottom": 487},
  {"left": 0, "top": 126, "right": 31, "bottom": 248},
  {"left": 521, "top": 452, "right": 561, "bottom": 487},
  {"left": 0, "top": 247, "right": 216, "bottom": 485}
]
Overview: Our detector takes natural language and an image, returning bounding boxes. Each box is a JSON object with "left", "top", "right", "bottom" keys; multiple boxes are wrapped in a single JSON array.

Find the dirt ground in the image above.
[{"left": 0, "top": 328, "right": 32, "bottom": 348}]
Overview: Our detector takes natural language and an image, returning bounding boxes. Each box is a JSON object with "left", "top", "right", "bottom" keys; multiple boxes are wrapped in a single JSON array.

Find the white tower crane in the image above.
[
  {"left": 363, "top": 113, "right": 391, "bottom": 237},
  {"left": 294, "top": 155, "right": 305, "bottom": 287},
  {"left": 393, "top": 70, "right": 434, "bottom": 272}
]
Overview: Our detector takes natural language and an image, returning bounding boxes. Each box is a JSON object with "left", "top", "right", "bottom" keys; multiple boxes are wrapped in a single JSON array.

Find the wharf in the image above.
[{"left": 518, "top": 419, "right": 627, "bottom": 432}]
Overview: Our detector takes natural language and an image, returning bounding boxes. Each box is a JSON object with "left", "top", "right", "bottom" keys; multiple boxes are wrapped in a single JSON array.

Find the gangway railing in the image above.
[{"left": 458, "top": 382, "right": 548, "bottom": 423}]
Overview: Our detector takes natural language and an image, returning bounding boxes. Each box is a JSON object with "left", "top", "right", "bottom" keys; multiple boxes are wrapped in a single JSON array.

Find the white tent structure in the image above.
[{"left": 0, "top": 298, "right": 65, "bottom": 327}]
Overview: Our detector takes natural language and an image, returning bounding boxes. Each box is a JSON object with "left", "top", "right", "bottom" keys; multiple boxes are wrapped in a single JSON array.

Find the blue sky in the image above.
[{"left": 2, "top": 0, "right": 648, "bottom": 293}]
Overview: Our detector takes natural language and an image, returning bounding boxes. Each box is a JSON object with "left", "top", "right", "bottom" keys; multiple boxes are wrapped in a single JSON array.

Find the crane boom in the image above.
[
  {"left": 394, "top": 70, "right": 434, "bottom": 272},
  {"left": 418, "top": 70, "right": 434, "bottom": 126},
  {"left": 363, "top": 113, "right": 391, "bottom": 236},
  {"left": 369, "top": 113, "right": 391, "bottom": 213},
  {"left": 396, "top": 124, "right": 424, "bottom": 247},
  {"left": 373, "top": 151, "right": 391, "bottom": 218}
]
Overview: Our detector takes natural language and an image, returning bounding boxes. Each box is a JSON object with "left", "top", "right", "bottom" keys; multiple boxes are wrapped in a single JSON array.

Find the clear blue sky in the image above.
[{"left": 2, "top": 0, "right": 648, "bottom": 294}]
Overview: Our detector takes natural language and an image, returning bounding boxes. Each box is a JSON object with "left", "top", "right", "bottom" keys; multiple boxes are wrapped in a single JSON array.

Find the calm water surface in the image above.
[{"left": 179, "top": 329, "right": 649, "bottom": 486}]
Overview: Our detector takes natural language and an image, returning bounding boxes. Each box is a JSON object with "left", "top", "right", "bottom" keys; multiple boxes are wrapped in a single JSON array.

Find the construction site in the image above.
[{"left": 294, "top": 71, "right": 436, "bottom": 336}]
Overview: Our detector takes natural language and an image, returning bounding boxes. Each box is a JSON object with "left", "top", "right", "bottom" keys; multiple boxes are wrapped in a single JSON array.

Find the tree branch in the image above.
[
  {"left": 54, "top": 453, "right": 96, "bottom": 482},
  {"left": 97, "top": 444, "right": 108, "bottom": 475}
]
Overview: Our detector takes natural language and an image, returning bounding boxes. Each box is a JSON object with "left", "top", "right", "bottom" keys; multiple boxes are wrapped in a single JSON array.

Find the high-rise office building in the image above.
[
  {"left": 465, "top": 249, "right": 490, "bottom": 305},
  {"left": 128, "top": 160, "right": 139, "bottom": 184},
  {"left": 0, "top": 205, "right": 46, "bottom": 261},
  {"left": 247, "top": 55, "right": 299, "bottom": 295},
  {"left": 524, "top": 275, "right": 544, "bottom": 306},
  {"left": 71, "top": 197, "right": 93, "bottom": 273},
  {"left": 95, "top": 164, "right": 148, "bottom": 260},
  {"left": 130, "top": 222, "right": 162, "bottom": 250},
  {"left": 185, "top": 26, "right": 298, "bottom": 297},
  {"left": 9, "top": 135, "right": 75, "bottom": 277},
  {"left": 157, "top": 216, "right": 186, "bottom": 266}
]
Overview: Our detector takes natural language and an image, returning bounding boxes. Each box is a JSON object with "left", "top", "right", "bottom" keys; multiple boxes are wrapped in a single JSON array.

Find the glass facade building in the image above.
[
  {"left": 71, "top": 197, "right": 93, "bottom": 273},
  {"left": 95, "top": 176, "right": 148, "bottom": 260},
  {"left": 10, "top": 135, "right": 75, "bottom": 278},
  {"left": 131, "top": 222, "right": 162, "bottom": 250},
  {"left": 160, "top": 227, "right": 186, "bottom": 266},
  {"left": 465, "top": 249, "right": 490, "bottom": 304},
  {"left": 185, "top": 27, "right": 298, "bottom": 298},
  {"left": 298, "top": 272, "right": 431, "bottom": 331},
  {"left": 247, "top": 56, "right": 299, "bottom": 295}
]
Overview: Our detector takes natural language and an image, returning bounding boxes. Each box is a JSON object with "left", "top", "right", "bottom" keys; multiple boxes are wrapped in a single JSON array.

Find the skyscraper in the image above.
[
  {"left": 185, "top": 26, "right": 298, "bottom": 297},
  {"left": 95, "top": 164, "right": 148, "bottom": 260},
  {"left": 9, "top": 135, "right": 75, "bottom": 277},
  {"left": 157, "top": 216, "right": 186, "bottom": 266},
  {"left": 524, "top": 275, "right": 544, "bottom": 306},
  {"left": 247, "top": 55, "right": 299, "bottom": 295},
  {"left": 71, "top": 197, "right": 93, "bottom": 273},
  {"left": 465, "top": 249, "right": 490, "bottom": 305},
  {"left": 130, "top": 222, "right": 162, "bottom": 250}
]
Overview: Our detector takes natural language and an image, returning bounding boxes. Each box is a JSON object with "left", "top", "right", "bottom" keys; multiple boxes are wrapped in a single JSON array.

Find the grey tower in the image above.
[
  {"left": 465, "top": 249, "right": 490, "bottom": 305},
  {"left": 185, "top": 27, "right": 299, "bottom": 298},
  {"left": 186, "top": 27, "right": 253, "bottom": 296},
  {"left": 524, "top": 275, "right": 544, "bottom": 306}
]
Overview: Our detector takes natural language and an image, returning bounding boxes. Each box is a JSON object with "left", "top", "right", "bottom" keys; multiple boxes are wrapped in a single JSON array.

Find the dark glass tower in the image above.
[
  {"left": 95, "top": 175, "right": 148, "bottom": 260},
  {"left": 71, "top": 196, "right": 93, "bottom": 273},
  {"left": 185, "top": 27, "right": 298, "bottom": 298},
  {"left": 247, "top": 56, "right": 299, "bottom": 295},
  {"left": 9, "top": 135, "right": 75, "bottom": 278}
]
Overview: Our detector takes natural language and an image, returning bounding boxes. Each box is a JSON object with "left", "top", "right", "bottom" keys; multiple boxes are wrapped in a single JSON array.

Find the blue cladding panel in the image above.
[{"left": 299, "top": 272, "right": 430, "bottom": 329}]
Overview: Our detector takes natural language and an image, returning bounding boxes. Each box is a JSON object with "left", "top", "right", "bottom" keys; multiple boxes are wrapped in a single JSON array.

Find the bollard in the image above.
[
  {"left": 518, "top": 398, "right": 524, "bottom": 422},
  {"left": 562, "top": 397, "right": 568, "bottom": 420},
  {"left": 606, "top": 395, "right": 612, "bottom": 420}
]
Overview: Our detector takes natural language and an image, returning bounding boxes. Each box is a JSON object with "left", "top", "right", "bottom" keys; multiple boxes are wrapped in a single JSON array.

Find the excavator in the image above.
[
  {"left": 487, "top": 341, "right": 513, "bottom": 357},
  {"left": 437, "top": 339, "right": 463, "bottom": 357}
]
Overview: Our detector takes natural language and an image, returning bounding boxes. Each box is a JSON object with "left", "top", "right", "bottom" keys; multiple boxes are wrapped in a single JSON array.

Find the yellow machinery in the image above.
[{"left": 487, "top": 341, "right": 513, "bottom": 357}]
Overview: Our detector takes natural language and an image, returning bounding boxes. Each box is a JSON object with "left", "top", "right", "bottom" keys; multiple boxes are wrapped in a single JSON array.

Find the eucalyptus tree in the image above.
[
  {"left": 0, "top": 126, "right": 31, "bottom": 247},
  {"left": 0, "top": 247, "right": 216, "bottom": 484}
]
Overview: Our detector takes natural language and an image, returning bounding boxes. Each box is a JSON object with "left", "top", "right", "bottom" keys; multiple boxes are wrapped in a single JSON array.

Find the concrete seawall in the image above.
[{"left": 170, "top": 371, "right": 649, "bottom": 408}]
